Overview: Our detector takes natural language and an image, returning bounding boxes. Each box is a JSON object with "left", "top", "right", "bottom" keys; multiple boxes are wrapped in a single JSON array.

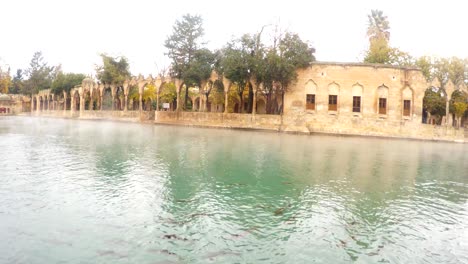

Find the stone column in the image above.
[
  {"left": 252, "top": 84, "right": 257, "bottom": 117},
  {"left": 100, "top": 93, "right": 103, "bottom": 111},
  {"left": 79, "top": 94, "right": 84, "bottom": 113},
  {"left": 139, "top": 93, "right": 143, "bottom": 112},
  {"left": 110, "top": 85, "right": 116, "bottom": 111},
  {"left": 63, "top": 92, "right": 68, "bottom": 112},
  {"left": 445, "top": 100, "right": 450, "bottom": 126},
  {"left": 71, "top": 95, "right": 75, "bottom": 112},
  {"left": 156, "top": 91, "right": 159, "bottom": 112},
  {"left": 222, "top": 77, "right": 231, "bottom": 114}
]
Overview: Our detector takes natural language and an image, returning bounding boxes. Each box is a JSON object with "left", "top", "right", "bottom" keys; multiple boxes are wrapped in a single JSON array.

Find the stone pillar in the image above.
[
  {"left": 110, "top": 85, "right": 116, "bottom": 111},
  {"left": 79, "top": 94, "right": 84, "bottom": 113},
  {"left": 445, "top": 100, "right": 450, "bottom": 126},
  {"left": 252, "top": 89, "right": 257, "bottom": 116},
  {"left": 139, "top": 93, "right": 143, "bottom": 112},
  {"left": 71, "top": 96, "right": 75, "bottom": 112},
  {"left": 100, "top": 93, "right": 103, "bottom": 111},
  {"left": 156, "top": 91, "right": 159, "bottom": 112},
  {"left": 63, "top": 92, "right": 68, "bottom": 111},
  {"left": 222, "top": 77, "right": 231, "bottom": 114}
]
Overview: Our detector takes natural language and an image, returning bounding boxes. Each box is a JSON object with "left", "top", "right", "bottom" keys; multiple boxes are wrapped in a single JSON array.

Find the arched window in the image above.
[
  {"left": 377, "top": 85, "right": 389, "bottom": 115},
  {"left": 352, "top": 84, "right": 363, "bottom": 113},
  {"left": 328, "top": 82, "right": 339, "bottom": 111},
  {"left": 402, "top": 87, "right": 413, "bottom": 117},
  {"left": 305, "top": 80, "right": 317, "bottom": 110}
]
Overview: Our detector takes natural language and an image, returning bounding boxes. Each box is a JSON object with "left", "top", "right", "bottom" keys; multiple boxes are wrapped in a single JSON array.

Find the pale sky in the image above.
[{"left": 0, "top": 0, "right": 466, "bottom": 77}]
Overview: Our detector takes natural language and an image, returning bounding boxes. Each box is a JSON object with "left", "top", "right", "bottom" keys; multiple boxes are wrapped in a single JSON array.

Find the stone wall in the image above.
[
  {"left": 29, "top": 110, "right": 154, "bottom": 122},
  {"left": 155, "top": 111, "right": 282, "bottom": 131},
  {"left": 154, "top": 111, "right": 466, "bottom": 142}
]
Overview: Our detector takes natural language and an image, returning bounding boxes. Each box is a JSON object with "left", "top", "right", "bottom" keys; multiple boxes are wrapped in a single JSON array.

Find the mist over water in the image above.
[{"left": 0, "top": 116, "right": 467, "bottom": 264}]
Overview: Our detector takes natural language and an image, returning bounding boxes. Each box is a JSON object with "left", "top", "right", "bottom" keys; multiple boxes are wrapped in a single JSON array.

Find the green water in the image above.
[{"left": 0, "top": 116, "right": 467, "bottom": 264}]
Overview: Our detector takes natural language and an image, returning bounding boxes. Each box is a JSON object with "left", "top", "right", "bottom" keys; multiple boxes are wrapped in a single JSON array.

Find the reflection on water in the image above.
[{"left": 0, "top": 116, "right": 467, "bottom": 264}]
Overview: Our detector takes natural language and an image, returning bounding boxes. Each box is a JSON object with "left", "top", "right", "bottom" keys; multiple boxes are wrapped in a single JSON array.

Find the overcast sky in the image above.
[{"left": 0, "top": 0, "right": 466, "bottom": 76}]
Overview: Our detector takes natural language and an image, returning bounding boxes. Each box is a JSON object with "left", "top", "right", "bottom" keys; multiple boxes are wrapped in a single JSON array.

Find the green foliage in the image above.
[
  {"left": 51, "top": 72, "right": 86, "bottom": 95},
  {"left": 364, "top": 37, "right": 392, "bottom": 64},
  {"left": 183, "top": 48, "right": 216, "bottom": 87},
  {"left": 423, "top": 88, "right": 446, "bottom": 117},
  {"left": 208, "top": 84, "right": 224, "bottom": 106},
  {"left": 363, "top": 10, "right": 414, "bottom": 67},
  {"left": 220, "top": 30, "right": 315, "bottom": 114},
  {"left": 0, "top": 66, "right": 11, "bottom": 94},
  {"left": 452, "top": 101, "right": 467, "bottom": 118},
  {"left": 165, "top": 14, "right": 215, "bottom": 109},
  {"left": 449, "top": 90, "right": 468, "bottom": 117},
  {"left": 220, "top": 34, "right": 258, "bottom": 106},
  {"left": 23, "top": 51, "right": 55, "bottom": 95},
  {"left": 96, "top": 54, "right": 131, "bottom": 86},
  {"left": 389, "top": 48, "right": 414, "bottom": 66},
  {"left": 415, "top": 56, "right": 467, "bottom": 87},
  {"left": 9, "top": 69, "right": 24, "bottom": 94},
  {"left": 159, "top": 82, "right": 177, "bottom": 103},
  {"left": 128, "top": 85, "right": 139, "bottom": 101},
  {"left": 447, "top": 57, "right": 466, "bottom": 86},
  {"left": 432, "top": 58, "right": 450, "bottom": 86},
  {"left": 142, "top": 83, "right": 156, "bottom": 102},
  {"left": 415, "top": 56, "right": 432, "bottom": 81},
  {"left": 164, "top": 14, "right": 204, "bottom": 80}
]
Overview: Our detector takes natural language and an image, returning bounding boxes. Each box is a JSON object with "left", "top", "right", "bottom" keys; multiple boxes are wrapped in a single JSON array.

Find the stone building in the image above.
[{"left": 0, "top": 94, "right": 30, "bottom": 114}]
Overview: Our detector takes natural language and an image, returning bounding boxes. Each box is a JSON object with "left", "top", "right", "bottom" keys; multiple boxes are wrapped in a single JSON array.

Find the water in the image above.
[{"left": 0, "top": 116, "right": 467, "bottom": 264}]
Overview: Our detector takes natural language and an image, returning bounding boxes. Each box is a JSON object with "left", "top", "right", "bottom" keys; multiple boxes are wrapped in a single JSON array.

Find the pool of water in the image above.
[{"left": 0, "top": 116, "right": 467, "bottom": 264}]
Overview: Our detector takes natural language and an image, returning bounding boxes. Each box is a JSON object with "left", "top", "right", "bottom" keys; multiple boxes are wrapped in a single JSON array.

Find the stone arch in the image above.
[
  {"left": 377, "top": 84, "right": 389, "bottom": 115},
  {"left": 304, "top": 79, "right": 317, "bottom": 111},
  {"left": 401, "top": 86, "right": 414, "bottom": 118},
  {"left": 351, "top": 83, "right": 363, "bottom": 113},
  {"left": 352, "top": 83, "right": 363, "bottom": 96},
  {"left": 328, "top": 82, "right": 340, "bottom": 95},
  {"left": 305, "top": 79, "right": 317, "bottom": 94},
  {"left": 327, "top": 82, "right": 340, "bottom": 111}
]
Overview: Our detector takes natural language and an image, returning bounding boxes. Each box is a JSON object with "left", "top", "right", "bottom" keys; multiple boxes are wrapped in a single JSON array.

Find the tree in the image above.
[
  {"left": 159, "top": 82, "right": 177, "bottom": 110},
  {"left": 449, "top": 90, "right": 468, "bottom": 127},
  {"left": 423, "top": 88, "right": 446, "bottom": 123},
  {"left": 364, "top": 10, "right": 409, "bottom": 65},
  {"left": 51, "top": 72, "right": 86, "bottom": 95},
  {"left": 259, "top": 32, "right": 315, "bottom": 114},
  {"left": 367, "top": 9, "right": 390, "bottom": 41},
  {"left": 432, "top": 58, "right": 450, "bottom": 87},
  {"left": 96, "top": 54, "right": 131, "bottom": 86},
  {"left": 389, "top": 48, "right": 414, "bottom": 66},
  {"left": 8, "top": 69, "right": 24, "bottom": 94},
  {"left": 165, "top": 14, "right": 213, "bottom": 110},
  {"left": 220, "top": 34, "right": 260, "bottom": 113},
  {"left": 447, "top": 57, "right": 466, "bottom": 86},
  {"left": 0, "top": 66, "right": 11, "bottom": 94},
  {"left": 364, "top": 32, "right": 392, "bottom": 64},
  {"left": 415, "top": 56, "right": 432, "bottom": 81},
  {"left": 23, "top": 51, "right": 55, "bottom": 95}
]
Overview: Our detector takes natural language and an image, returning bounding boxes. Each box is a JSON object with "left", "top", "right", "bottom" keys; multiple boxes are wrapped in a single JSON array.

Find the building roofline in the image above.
[{"left": 311, "top": 61, "right": 420, "bottom": 71}]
